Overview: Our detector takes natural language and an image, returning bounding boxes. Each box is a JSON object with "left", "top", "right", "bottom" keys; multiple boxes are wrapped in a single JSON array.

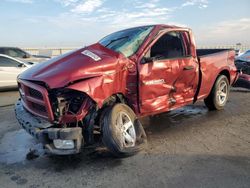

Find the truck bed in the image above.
[{"left": 196, "top": 48, "right": 236, "bottom": 100}]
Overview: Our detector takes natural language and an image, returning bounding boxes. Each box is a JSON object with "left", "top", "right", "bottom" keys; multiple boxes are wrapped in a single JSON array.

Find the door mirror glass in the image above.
[
  {"left": 18, "top": 63, "right": 25, "bottom": 68},
  {"left": 23, "top": 53, "right": 30, "bottom": 58},
  {"left": 141, "top": 55, "right": 165, "bottom": 64},
  {"left": 141, "top": 57, "right": 154, "bottom": 64}
]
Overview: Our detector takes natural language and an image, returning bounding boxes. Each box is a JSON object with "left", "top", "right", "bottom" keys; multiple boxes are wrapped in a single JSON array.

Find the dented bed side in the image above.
[{"left": 197, "top": 49, "right": 237, "bottom": 100}]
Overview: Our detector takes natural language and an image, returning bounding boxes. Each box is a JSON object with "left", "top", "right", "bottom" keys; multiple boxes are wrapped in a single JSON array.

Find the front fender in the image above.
[{"left": 67, "top": 74, "right": 125, "bottom": 108}]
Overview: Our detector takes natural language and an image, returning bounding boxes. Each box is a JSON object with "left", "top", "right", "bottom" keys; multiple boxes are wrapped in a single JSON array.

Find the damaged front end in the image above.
[
  {"left": 15, "top": 79, "right": 97, "bottom": 155},
  {"left": 50, "top": 88, "right": 94, "bottom": 125}
]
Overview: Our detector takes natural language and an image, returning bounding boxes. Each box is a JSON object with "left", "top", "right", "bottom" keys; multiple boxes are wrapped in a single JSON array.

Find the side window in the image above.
[
  {"left": 147, "top": 31, "right": 186, "bottom": 59},
  {"left": 5, "top": 48, "right": 26, "bottom": 58},
  {"left": 180, "top": 32, "right": 192, "bottom": 57},
  {"left": 16, "top": 49, "right": 27, "bottom": 58},
  {"left": 0, "top": 57, "right": 20, "bottom": 67}
]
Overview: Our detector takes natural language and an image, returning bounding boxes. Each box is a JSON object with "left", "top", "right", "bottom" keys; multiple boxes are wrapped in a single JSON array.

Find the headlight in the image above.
[
  {"left": 53, "top": 139, "right": 74, "bottom": 149},
  {"left": 50, "top": 89, "right": 87, "bottom": 119}
]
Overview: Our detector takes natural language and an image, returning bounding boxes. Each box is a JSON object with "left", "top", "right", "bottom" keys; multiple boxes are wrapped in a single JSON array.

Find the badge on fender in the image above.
[{"left": 144, "top": 79, "right": 165, "bottom": 85}]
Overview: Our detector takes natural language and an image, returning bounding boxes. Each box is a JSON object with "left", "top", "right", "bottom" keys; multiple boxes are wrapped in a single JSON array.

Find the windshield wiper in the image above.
[{"left": 105, "top": 36, "right": 129, "bottom": 48}]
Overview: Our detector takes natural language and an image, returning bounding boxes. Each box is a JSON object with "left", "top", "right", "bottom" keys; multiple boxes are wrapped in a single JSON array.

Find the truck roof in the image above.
[
  {"left": 151, "top": 24, "right": 186, "bottom": 28},
  {"left": 120, "top": 24, "right": 188, "bottom": 33}
]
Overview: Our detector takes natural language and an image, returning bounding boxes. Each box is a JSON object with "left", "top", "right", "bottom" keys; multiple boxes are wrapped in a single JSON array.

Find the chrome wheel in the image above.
[
  {"left": 116, "top": 112, "right": 136, "bottom": 148},
  {"left": 217, "top": 80, "right": 228, "bottom": 105},
  {"left": 102, "top": 103, "right": 147, "bottom": 157}
]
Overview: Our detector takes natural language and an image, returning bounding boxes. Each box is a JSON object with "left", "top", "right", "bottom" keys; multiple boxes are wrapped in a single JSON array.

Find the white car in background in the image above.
[
  {"left": 0, "top": 47, "right": 51, "bottom": 63},
  {"left": 0, "top": 54, "right": 34, "bottom": 90}
]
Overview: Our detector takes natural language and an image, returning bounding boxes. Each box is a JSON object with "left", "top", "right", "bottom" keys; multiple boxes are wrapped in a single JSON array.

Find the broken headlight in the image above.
[{"left": 50, "top": 89, "right": 87, "bottom": 120}]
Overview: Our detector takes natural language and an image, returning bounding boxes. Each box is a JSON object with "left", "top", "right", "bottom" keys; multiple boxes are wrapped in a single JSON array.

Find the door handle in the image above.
[{"left": 183, "top": 66, "right": 194, "bottom": 70}]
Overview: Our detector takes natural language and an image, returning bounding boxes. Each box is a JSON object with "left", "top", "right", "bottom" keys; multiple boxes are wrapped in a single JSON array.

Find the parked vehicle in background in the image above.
[
  {"left": 0, "top": 54, "right": 33, "bottom": 90},
  {"left": 233, "top": 74, "right": 250, "bottom": 89},
  {"left": 15, "top": 25, "right": 238, "bottom": 157},
  {"left": 235, "top": 50, "right": 250, "bottom": 74},
  {"left": 234, "top": 50, "right": 250, "bottom": 89},
  {"left": 0, "top": 47, "right": 50, "bottom": 63},
  {"left": 235, "top": 50, "right": 250, "bottom": 63}
]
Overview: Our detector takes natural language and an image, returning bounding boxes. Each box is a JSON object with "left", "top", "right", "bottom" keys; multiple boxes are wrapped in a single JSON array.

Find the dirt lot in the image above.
[{"left": 0, "top": 89, "right": 250, "bottom": 188}]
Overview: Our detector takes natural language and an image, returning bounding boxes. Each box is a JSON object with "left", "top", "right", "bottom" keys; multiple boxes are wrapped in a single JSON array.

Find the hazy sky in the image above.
[{"left": 0, "top": 0, "right": 250, "bottom": 47}]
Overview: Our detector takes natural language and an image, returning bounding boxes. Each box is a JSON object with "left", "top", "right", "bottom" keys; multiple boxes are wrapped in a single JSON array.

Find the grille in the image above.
[
  {"left": 18, "top": 79, "right": 54, "bottom": 121},
  {"left": 29, "top": 87, "right": 43, "bottom": 100},
  {"left": 31, "top": 102, "right": 47, "bottom": 113}
]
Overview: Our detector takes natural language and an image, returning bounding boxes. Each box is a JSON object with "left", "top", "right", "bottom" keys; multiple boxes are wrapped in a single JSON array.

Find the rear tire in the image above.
[
  {"left": 101, "top": 104, "right": 147, "bottom": 157},
  {"left": 204, "top": 75, "right": 229, "bottom": 110}
]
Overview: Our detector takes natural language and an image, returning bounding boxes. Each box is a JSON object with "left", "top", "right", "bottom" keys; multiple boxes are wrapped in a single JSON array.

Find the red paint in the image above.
[
  {"left": 197, "top": 50, "right": 237, "bottom": 99},
  {"left": 17, "top": 25, "right": 238, "bottom": 123}
]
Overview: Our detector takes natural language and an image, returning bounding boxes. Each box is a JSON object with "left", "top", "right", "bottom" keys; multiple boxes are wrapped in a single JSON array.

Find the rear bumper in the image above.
[{"left": 15, "top": 99, "right": 83, "bottom": 155}]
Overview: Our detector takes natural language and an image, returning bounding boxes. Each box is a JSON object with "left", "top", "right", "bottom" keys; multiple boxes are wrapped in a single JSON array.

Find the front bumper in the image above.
[{"left": 15, "top": 99, "right": 83, "bottom": 155}]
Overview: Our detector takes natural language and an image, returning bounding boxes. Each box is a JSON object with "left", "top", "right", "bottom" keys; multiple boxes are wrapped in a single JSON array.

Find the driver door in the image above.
[{"left": 138, "top": 30, "right": 198, "bottom": 115}]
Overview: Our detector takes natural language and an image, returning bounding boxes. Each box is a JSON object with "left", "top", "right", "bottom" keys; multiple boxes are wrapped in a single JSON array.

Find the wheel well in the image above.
[
  {"left": 95, "top": 94, "right": 129, "bottom": 126},
  {"left": 219, "top": 70, "right": 230, "bottom": 84},
  {"left": 102, "top": 93, "right": 128, "bottom": 108}
]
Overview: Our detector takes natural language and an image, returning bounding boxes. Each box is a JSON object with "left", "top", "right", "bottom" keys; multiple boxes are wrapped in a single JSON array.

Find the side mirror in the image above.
[
  {"left": 141, "top": 55, "right": 165, "bottom": 64},
  {"left": 23, "top": 54, "right": 31, "bottom": 58},
  {"left": 141, "top": 57, "right": 154, "bottom": 64},
  {"left": 18, "top": 63, "right": 25, "bottom": 68}
]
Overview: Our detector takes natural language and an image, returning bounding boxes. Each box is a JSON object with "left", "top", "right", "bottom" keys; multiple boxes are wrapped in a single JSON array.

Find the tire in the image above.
[
  {"left": 204, "top": 75, "right": 230, "bottom": 111},
  {"left": 101, "top": 104, "right": 147, "bottom": 157}
]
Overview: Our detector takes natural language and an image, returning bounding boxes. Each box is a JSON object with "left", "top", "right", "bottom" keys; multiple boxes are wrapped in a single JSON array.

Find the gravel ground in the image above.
[{"left": 0, "top": 89, "right": 249, "bottom": 188}]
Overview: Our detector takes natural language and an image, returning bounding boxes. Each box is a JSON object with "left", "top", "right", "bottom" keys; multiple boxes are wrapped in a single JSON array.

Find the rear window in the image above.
[{"left": 5, "top": 48, "right": 26, "bottom": 58}]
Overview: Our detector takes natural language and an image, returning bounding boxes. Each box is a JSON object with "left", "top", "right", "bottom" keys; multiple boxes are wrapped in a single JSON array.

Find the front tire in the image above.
[
  {"left": 102, "top": 104, "right": 147, "bottom": 157},
  {"left": 204, "top": 75, "right": 229, "bottom": 110}
]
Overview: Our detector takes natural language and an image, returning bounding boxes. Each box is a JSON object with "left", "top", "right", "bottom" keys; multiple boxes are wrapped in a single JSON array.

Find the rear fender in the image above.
[{"left": 197, "top": 66, "right": 230, "bottom": 100}]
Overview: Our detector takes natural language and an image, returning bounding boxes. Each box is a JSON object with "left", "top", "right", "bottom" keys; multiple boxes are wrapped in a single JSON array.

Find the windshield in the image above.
[{"left": 99, "top": 26, "right": 154, "bottom": 57}]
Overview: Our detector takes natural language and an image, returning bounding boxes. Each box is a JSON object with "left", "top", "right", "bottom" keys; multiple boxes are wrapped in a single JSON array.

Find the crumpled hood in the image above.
[{"left": 19, "top": 43, "right": 123, "bottom": 88}]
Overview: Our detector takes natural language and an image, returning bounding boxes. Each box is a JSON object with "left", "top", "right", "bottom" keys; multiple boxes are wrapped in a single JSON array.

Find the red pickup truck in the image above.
[{"left": 15, "top": 25, "right": 238, "bottom": 157}]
